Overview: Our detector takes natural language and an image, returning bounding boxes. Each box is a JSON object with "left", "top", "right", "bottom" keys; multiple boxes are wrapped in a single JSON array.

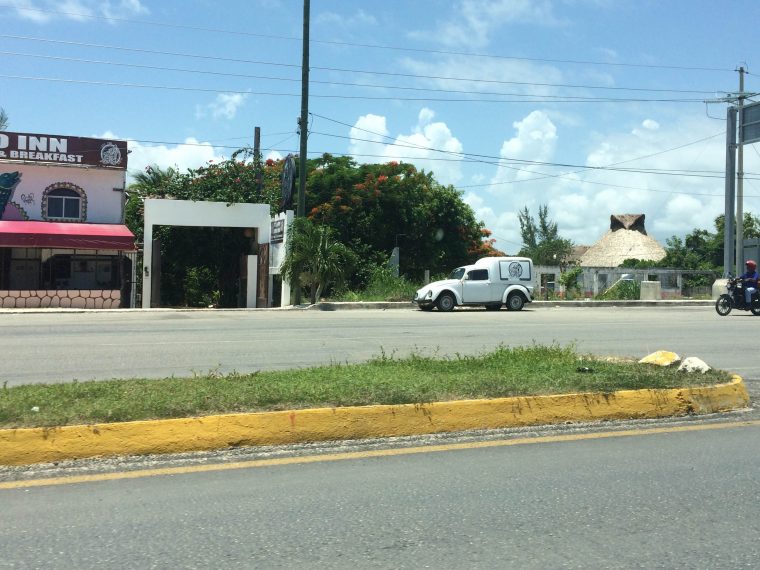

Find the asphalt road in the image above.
[
  {"left": 2, "top": 420, "right": 759, "bottom": 569},
  {"left": 1, "top": 305, "right": 756, "bottom": 387},
  {"left": 3, "top": 305, "right": 760, "bottom": 568}
]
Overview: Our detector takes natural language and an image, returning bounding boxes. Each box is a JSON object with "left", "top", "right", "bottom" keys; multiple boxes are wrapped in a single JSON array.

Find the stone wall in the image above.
[{"left": 0, "top": 290, "right": 121, "bottom": 309}]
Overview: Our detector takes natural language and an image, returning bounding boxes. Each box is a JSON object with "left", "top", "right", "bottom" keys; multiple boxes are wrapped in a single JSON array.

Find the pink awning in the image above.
[{"left": 0, "top": 221, "right": 136, "bottom": 250}]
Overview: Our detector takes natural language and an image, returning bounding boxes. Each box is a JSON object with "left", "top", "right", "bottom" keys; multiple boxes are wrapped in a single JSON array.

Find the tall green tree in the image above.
[
  {"left": 305, "top": 155, "right": 501, "bottom": 285},
  {"left": 280, "top": 217, "right": 356, "bottom": 304},
  {"left": 517, "top": 205, "right": 573, "bottom": 265}
]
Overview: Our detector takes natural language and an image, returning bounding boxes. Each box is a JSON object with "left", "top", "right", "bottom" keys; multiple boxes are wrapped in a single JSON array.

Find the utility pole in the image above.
[
  {"left": 253, "top": 126, "right": 262, "bottom": 195},
  {"left": 298, "top": 0, "right": 310, "bottom": 219},
  {"left": 724, "top": 106, "right": 737, "bottom": 276},
  {"left": 711, "top": 69, "right": 760, "bottom": 277},
  {"left": 735, "top": 67, "right": 746, "bottom": 273},
  {"left": 293, "top": 0, "right": 310, "bottom": 305}
]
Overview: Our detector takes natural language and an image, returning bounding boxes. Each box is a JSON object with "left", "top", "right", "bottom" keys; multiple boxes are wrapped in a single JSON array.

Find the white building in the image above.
[{"left": 0, "top": 130, "right": 135, "bottom": 308}]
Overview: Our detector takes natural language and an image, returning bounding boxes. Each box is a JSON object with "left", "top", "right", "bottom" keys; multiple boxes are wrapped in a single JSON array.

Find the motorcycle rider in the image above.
[{"left": 739, "top": 260, "right": 759, "bottom": 306}]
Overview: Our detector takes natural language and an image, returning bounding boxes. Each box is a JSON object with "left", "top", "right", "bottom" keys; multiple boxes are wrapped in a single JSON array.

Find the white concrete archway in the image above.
[{"left": 141, "top": 198, "right": 271, "bottom": 308}]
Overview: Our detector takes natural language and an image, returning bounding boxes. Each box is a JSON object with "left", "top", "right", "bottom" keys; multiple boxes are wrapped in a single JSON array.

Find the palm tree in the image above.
[
  {"left": 129, "top": 164, "right": 178, "bottom": 195},
  {"left": 280, "top": 217, "right": 356, "bottom": 304},
  {"left": 0, "top": 108, "right": 8, "bottom": 130}
]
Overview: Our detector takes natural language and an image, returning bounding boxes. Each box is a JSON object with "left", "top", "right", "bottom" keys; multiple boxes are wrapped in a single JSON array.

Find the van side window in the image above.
[{"left": 467, "top": 269, "right": 489, "bottom": 281}]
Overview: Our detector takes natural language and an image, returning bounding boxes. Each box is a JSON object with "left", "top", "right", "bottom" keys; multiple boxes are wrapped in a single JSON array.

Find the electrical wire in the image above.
[
  {"left": 0, "top": 3, "right": 736, "bottom": 73},
  {"left": 299, "top": 148, "right": 760, "bottom": 198},
  {"left": 0, "top": 73, "right": 709, "bottom": 104},
  {"left": 319, "top": 131, "right": 755, "bottom": 179},
  {"left": 0, "top": 49, "right": 723, "bottom": 97},
  {"left": 311, "top": 113, "right": 759, "bottom": 180},
  {"left": 0, "top": 35, "right": 733, "bottom": 96}
]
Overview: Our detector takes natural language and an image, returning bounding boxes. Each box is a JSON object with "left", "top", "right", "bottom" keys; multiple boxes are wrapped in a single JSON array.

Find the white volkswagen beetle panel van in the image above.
[{"left": 413, "top": 257, "right": 535, "bottom": 312}]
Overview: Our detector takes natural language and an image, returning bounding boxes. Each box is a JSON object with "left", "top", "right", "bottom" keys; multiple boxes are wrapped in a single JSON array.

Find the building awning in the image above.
[{"left": 0, "top": 221, "right": 136, "bottom": 250}]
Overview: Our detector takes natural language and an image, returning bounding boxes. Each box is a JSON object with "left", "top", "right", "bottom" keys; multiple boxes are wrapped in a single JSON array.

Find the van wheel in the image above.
[
  {"left": 436, "top": 292, "right": 456, "bottom": 312},
  {"left": 485, "top": 303, "right": 501, "bottom": 311},
  {"left": 507, "top": 293, "right": 525, "bottom": 311}
]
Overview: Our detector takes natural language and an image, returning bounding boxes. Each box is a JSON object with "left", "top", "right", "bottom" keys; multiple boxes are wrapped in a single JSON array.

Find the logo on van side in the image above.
[{"left": 508, "top": 262, "right": 523, "bottom": 278}]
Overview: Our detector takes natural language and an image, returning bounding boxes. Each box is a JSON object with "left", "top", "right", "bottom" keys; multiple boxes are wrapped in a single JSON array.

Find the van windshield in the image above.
[{"left": 448, "top": 267, "right": 466, "bottom": 280}]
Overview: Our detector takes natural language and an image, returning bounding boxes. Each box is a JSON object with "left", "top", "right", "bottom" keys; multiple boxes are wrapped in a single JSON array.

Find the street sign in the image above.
[{"left": 741, "top": 100, "right": 760, "bottom": 145}]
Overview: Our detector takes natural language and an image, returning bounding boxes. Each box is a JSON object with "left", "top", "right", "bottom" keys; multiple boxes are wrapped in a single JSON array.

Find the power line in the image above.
[
  {"left": 305, "top": 149, "right": 760, "bottom": 198},
  {"left": 0, "top": 50, "right": 722, "bottom": 97},
  {"left": 123, "top": 120, "right": 759, "bottom": 184},
  {"left": 0, "top": 35, "right": 732, "bottom": 97},
  {"left": 311, "top": 113, "right": 758, "bottom": 180},
  {"left": 118, "top": 136, "right": 760, "bottom": 199},
  {"left": 0, "top": 73, "right": 709, "bottom": 104},
  {"left": 317, "top": 130, "right": 759, "bottom": 179},
  {"left": 0, "top": 4, "right": 736, "bottom": 73}
]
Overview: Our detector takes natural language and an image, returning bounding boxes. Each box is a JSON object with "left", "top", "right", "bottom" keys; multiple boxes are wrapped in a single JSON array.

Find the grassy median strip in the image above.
[{"left": 0, "top": 344, "right": 732, "bottom": 429}]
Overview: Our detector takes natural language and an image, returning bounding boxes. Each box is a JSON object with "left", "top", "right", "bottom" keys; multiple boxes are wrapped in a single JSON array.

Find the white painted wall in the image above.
[
  {"left": 269, "top": 210, "right": 293, "bottom": 307},
  {"left": 141, "top": 198, "right": 271, "bottom": 308},
  {"left": 0, "top": 162, "right": 125, "bottom": 223}
]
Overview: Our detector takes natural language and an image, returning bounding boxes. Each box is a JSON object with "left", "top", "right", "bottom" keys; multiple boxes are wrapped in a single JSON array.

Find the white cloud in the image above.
[
  {"left": 101, "top": 0, "right": 148, "bottom": 19},
  {"left": 315, "top": 9, "right": 377, "bottom": 28},
  {"left": 196, "top": 93, "right": 249, "bottom": 120},
  {"left": 642, "top": 119, "right": 660, "bottom": 131},
  {"left": 121, "top": 137, "right": 224, "bottom": 182},
  {"left": 413, "top": 0, "right": 559, "bottom": 49},
  {"left": 6, "top": 0, "right": 147, "bottom": 22},
  {"left": 459, "top": 107, "right": 758, "bottom": 254},
  {"left": 348, "top": 114, "right": 390, "bottom": 159},
  {"left": 400, "top": 54, "right": 569, "bottom": 103},
  {"left": 555, "top": 118, "right": 736, "bottom": 245},
  {"left": 418, "top": 108, "right": 436, "bottom": 125},
  {"left": 652, "top": 193, "right": 721, "bottom": 237},
  {"left": 5, "top": 0, "right": 50, "bottom": 22},
  {"left": 348, "top": 108, "right": 464, "bottom": 185},
  {"left": 54, "top": 0, "right": 93, "bottom": 21},
  {"left": 492, "top": 110, "right": 557, "bottom": 188}
]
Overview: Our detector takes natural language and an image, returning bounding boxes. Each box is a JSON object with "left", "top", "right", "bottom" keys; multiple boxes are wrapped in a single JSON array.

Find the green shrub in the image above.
[
  {"left": 335, "top": 265, "right": 418, "bottom": 301},
  {"left": 559, "top": 266, "right": 583, "bottom": 299},
  {"left": 184, "top": 266, "right": 219, "bottom": 307},
  {"left": 596, "top": 279, "right": 640, "bottom": 300}
]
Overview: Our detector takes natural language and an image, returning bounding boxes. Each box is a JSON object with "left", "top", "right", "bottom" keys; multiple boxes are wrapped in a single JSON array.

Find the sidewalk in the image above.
[
  {"left": 305, "top": 299, "right": 714, "bottom": 310},
  {"left": 0, "top": 298, "right": 715, "bottom": 313}
]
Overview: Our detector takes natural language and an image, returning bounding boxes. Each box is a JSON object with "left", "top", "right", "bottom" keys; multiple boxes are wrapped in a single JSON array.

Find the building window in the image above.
[{"left": 42, "top": 183, "right": 87, "bottom": 222}]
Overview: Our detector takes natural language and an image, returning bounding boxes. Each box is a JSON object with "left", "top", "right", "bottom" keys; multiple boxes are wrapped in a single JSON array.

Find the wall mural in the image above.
[{"left": 0, "top": 171, "right": 29, "bottom": 220}]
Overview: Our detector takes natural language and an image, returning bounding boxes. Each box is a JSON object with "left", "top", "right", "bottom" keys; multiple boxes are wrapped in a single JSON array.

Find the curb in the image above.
[
  {"left": 0, "top": 377, "right": 748, "bottom": 466},
  {"left": 307, "top": 300, "right": 715, "bottom": 310},
  {"left": 0, "top": 300, "right": 715, "bottom": 313}
]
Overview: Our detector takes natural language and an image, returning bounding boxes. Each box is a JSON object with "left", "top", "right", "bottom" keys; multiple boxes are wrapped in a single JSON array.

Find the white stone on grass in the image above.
[{"left": 678, "top": 357, "right": 711, "bottom": 374}]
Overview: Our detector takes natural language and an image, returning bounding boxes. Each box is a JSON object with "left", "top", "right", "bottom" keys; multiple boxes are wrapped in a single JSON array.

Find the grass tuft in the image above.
[{"left": 0, "top": 344, "right": 732, "bottom": 428}]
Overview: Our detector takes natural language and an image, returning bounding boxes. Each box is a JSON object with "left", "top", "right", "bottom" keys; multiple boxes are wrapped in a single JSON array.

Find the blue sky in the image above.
[{"left": 1, "top": 0, "right": 759, "bottom": 253}]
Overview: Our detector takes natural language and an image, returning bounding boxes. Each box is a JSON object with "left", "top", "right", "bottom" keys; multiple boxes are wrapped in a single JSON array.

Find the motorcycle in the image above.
[{"left": 715, "top": 277, "right": 760, "bottom": 316}]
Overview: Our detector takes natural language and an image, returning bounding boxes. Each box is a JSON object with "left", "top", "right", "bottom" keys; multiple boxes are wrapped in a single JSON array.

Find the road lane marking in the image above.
[{"left": 2, "top": 419, "right": 759, "bottom": 490}]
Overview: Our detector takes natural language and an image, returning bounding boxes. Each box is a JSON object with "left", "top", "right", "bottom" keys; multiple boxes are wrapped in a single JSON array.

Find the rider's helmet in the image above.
[{"left": 747, "top": 260, "right": 757, "bottom": 271}]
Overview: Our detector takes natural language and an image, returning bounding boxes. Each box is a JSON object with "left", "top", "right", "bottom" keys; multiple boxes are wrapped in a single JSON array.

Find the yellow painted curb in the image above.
[{"left": 0, "top": 376, "right": 749, "bottom": 466}]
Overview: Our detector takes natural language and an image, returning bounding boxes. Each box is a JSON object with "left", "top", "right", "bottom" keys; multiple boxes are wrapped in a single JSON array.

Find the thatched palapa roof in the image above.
[{"left": 579, "top": 214, "right": 665, "bottom": 267}]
